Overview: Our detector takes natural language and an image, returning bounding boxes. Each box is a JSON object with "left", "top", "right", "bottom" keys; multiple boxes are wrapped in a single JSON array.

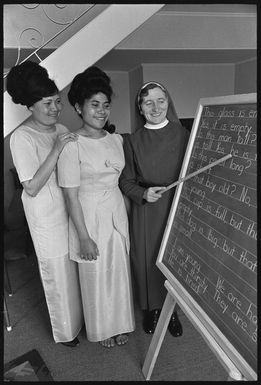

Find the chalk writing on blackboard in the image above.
[{"left": 157, "top": 97, "right": 257, "bottom": 376}]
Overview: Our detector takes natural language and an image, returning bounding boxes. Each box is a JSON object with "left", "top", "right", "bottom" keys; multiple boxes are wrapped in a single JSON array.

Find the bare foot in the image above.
[
  {"left": 99, "top": 337, "right": 115, "bottom": 348},
  {"left": 115, "top": 334, "right": 128, "bottom": 346}
]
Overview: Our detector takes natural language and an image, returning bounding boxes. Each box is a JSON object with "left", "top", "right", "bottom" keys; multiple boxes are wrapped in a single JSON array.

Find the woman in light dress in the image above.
[
  {"left": 57, "top": 66, "right": 135, "bottom": 348},
  {"left": 7, "top": 61, "right": 83, "bottom": 347}
]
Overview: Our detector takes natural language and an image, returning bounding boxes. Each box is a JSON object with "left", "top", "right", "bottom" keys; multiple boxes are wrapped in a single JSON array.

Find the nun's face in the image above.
[{"left": 140, "top": 87, "right": 168, "bottom": 125}]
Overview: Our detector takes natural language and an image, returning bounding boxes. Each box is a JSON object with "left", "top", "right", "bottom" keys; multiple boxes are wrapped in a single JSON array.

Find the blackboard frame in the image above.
[{"left": 156, "top": 93, "right": 257, "bottom": 380}]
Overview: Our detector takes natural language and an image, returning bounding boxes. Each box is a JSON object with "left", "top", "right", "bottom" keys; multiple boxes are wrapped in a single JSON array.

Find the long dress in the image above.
[
  {"left": 119, "top": 121, "right": 189, "bottom": 311},
  {"left": 57, "top": 132, "right": 135, "bottom": 342},
  {"left": 10, "top": 123, "right": 84, "bottom": 343}
]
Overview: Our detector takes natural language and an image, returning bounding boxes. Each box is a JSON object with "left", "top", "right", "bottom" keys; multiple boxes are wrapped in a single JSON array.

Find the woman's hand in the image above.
[
  {"left": 21, "top": 132, "right": 78, "bottom": 197},
  {"left": 54, "top": 132, "right": 78, "bottom": 155},
  {"left": 79, "top": 237, "right": 99, "bottom": 261},
  {"left": 143, "top": 186, "right": 166, "bottom": 203}
]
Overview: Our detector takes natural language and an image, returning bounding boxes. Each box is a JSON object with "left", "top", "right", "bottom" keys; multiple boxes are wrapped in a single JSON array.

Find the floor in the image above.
[{"left": 4, "top": 251, "right": 228, "bottom": 381}]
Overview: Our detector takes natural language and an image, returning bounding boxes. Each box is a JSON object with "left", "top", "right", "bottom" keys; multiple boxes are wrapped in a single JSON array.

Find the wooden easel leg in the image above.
[
  {"left": 4, "top": 296, "right": 12, "bottom": 331},
  {"left": 142, "top": 292, "right": 176, "bottom": 380},
  {"left": 4, "top": 259, "right": 13, "bottom": 296},
  {"left": 227, "top": 371, "right": 244, "bottom": 381}
]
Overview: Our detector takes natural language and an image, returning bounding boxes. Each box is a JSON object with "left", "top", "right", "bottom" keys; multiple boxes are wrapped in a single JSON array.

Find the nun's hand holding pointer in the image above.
[{"left": 143, "top": 186, "right": 167, "bottom": 203}]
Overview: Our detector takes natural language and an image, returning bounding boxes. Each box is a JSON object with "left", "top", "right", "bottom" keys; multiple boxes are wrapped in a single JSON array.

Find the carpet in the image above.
[{"left": 4, "top": 349, "right": 53, "bottom": 381}]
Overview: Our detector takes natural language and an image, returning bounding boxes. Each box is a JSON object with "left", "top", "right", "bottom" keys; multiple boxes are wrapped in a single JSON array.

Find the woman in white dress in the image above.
[
  {"left": 57, "top": 66, "right": 135, "bottom": 348},
  {"left": 7, "top": 61, "right": 84, "bottom": 347}
]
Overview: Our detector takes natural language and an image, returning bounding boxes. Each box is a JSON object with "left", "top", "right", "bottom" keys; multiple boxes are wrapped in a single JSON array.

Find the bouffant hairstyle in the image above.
[
  {"left": 68, "top": 66, "right": 113, "bottom": 110},
  {"left": 6, "top": 61, "right": 58, "bottom": 108}
]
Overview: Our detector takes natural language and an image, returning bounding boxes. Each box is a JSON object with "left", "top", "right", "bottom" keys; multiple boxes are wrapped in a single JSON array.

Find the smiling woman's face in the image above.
[
  {"left": 140, "top": 87, "right": 168, "bottom": 125},
  {"left": 77, "top": 92, "right": 111, "bottom": 131},
  {"left": 29, "top": 94, "right": 62, "bottom": 126}
]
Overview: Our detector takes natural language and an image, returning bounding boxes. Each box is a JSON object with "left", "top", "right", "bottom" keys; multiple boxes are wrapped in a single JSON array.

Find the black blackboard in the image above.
[{"left": 156, "top": 94, "right": 257, "bottom": 379}]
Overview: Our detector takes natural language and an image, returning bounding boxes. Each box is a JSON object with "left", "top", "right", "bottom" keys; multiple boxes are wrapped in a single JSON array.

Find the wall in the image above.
[
  {"left": 58, "top": 84, "right": 82, "bottom": 131},
  {"left": 234, "top": 58, "right": 257, "bottom": 94},
  {"left": 128, "top": 66, "right": 144, "bottom": 132},
  {"left": 4, "top": 60, "right": 256, "bottom": 223},
  {"left": 107, "top": 71, "right": 131, "bottom": 134},
  {"left": 142, "top": 63, "right": 235, "bottom": 118},
  {"left": 119, "top": 7, "right": 256, "bottom": 50}
]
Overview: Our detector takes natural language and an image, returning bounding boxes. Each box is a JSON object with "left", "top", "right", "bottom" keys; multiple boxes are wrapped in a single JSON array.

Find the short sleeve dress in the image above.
[
  {"left": 57, "top": 132, "right": 135, "bottom": 342},
  {"left": 10, "top": 123, "right": 84, "bottom": 343}
]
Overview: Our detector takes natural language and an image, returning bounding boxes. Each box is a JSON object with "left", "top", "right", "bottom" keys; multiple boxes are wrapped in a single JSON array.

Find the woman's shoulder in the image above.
[
  {"left": 10, "top": 124, "right": 33, "bottom": 141},
  {"left": 13, "top": 123, "right": 31, "bottom": 133},
  {"left": 10, "top": 125, "right": 37, "bottom": 153},
  {"left": 55, "top": 123, "right": 69, "bottom": 134},
  {"left": 169, "top": 121, "right": 189, "bottom": 136},
  {"left": 107, "top": 132, "right": 124, "bottom": 144},
  {"left": 108, "top": 129, "right": 145, "bottom": 146},
  {"left": 63, "top": 139, "right": 78, "bottom": 151},
  {"left": 59, "top": 140, "right": 78, "bottom": 161},
  {"left": 129, "top": 127, "right": 146, "bottom": 143}
]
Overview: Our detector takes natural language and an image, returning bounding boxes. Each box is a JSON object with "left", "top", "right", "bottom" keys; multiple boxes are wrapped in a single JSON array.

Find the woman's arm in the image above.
[
  {"left": 22, "top": 132, "right": 78, "bottom": 197},
  {"left": 56, "top": 138, "right": 98, "bottom": 260},
  {"left": 62, "top": 186, "right": 99, "bottom": 261}
]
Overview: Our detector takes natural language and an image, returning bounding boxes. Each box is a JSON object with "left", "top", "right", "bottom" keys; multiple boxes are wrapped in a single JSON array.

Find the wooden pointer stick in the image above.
[{"left": 161, "top": 153, "right": 232, "bottom": 194}]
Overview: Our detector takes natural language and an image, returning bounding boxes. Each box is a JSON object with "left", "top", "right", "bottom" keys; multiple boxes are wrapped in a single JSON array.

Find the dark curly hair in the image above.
[
  {"left": 68, "top": 66, "right": 113, "bottom": 110},
  {"left": 6, "top": 61, "right": 58, "bottom": 108}
]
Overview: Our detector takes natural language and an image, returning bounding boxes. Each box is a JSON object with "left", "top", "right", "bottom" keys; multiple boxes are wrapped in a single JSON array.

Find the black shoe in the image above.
[
  {"left": 143, "top": 309, "right": 161, "bottom": 334},
  {"left": 168, "top": 312, "right": 183, "bottom": 337},
  {"left": 61, "top": 337, "right": 80, "bottom": 347}
]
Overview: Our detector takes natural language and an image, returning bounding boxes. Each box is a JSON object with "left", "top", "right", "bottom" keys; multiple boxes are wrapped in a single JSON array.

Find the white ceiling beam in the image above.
[{"left": 4, "top": 4, "right": 165, "bottom": 137}]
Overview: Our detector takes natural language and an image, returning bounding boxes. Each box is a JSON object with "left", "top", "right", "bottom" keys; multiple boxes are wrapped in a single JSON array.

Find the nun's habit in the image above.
[{"left": 120, "top": 83, "right": 190, "bottom": 310}]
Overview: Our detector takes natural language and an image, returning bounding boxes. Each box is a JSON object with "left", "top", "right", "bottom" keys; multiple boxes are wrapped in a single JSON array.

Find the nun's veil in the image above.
[{"left": 135, "top": 81, "right": 182, "bottom": 128}]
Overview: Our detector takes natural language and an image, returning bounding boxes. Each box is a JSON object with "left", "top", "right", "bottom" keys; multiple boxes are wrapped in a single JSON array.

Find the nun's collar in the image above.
[{"left": 144, "top": 119, "right": 169, "bottom": 130}]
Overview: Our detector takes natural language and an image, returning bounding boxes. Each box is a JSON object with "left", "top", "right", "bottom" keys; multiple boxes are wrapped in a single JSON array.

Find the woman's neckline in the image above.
[
  {"left": 24, "top": 123, "right": 57, "bottom": 134},
  {"left": 77, "top": 131, "right": 108, "bottom": 140}
]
